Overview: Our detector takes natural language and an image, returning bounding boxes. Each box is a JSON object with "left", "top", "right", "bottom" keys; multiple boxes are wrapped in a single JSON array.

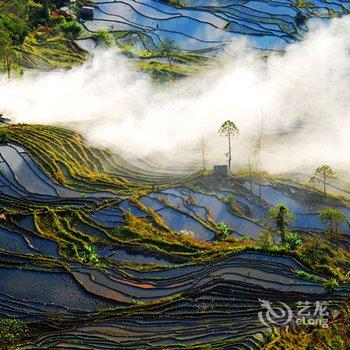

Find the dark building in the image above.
[
  {"left": 213, "top": 165, "right": 228, "bottom": 177},
  {"left": 80, "top": 6, "right": 94, "bottom": 21},
  {"left": 295, "top": 12, "right": 307, "bottom": 25}
]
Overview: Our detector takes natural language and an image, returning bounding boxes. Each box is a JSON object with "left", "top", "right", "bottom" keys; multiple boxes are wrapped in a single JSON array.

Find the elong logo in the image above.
[{"left": 258, "top": 299, "right": 329, "bottom": 329}]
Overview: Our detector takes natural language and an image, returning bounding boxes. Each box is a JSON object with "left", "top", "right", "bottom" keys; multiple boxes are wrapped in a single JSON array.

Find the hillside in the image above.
[
  {"left": 0, "top": 125, "right": 349, "bottom": 348},
  {"left": 1, "top": 1, "right": 350, "bottom": 349}
]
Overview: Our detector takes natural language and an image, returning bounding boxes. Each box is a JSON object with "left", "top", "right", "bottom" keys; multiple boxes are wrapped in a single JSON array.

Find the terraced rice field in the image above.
[
  {"left": 2, "top": 0, "right": 350, "bottom": 347},
  {"left": 78, "top": 0, "right": 350, "bottom": 52},
  {"left": 17, "top": 253, "right": 347, "bottom": 349},
  {"left": 0, "top": 125, "right": 349, "bottom": 348}
]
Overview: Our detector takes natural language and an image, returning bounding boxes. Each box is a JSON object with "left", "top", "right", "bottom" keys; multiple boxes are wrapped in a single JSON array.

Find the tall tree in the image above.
[
  {"left": 254, "top": 113, "right": 264, "bottom": 202},
  {"left": 194, "top": 137, "right": 210, "bottom": 170},
  {"left": 248, "top": 156, "right": 253, "bottom": 191},
  {"left": 268, "top": 204, "right": 294, "bottom": 242},
  {"left": 218, "top": 120, "right": 239, "bottom": 173},
  {"left": 310, "top": 165, "right": 336, "bottom": 195},
  {"left": 318, "top": 208, "right": 347, "bottom": 238},
  {"left": 0, "top": 29, "right": 20, "bottom": 78}
]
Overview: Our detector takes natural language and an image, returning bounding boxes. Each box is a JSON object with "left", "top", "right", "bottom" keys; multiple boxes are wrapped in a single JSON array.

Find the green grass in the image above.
[{"left": 21, "top": 29, "right": 85, "bottom": 70}]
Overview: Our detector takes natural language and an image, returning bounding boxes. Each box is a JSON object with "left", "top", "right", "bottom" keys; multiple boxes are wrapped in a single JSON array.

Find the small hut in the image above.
[
  {"left": 295, "top": 12, "right": 307, "bottom": 25},
  {"left": 80, "top": 6, "right": 94, "bottom": 21},
  {"left": 213, "top": 165, "right": 228, "bottom": 177}
]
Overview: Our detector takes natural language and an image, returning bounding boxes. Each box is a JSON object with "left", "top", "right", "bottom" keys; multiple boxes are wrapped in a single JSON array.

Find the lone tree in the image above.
[
  {"left": 253, "top": 112, "right": 264, "bottom": 202},
  {"left": 218, "top": 120, "right": 239, "bottom": 173},
  {"left": 268, "top": 204, "right": 294, "bottom": 242},
  {"left": 157, "top": 39, "right": 178, "bottom": 67},
  {"left": 310, "top": 165, "right": 336, "bottom": 195},
  {"left": 318, "top": 208, "right": 347, "bottom": 238},
  {"left": 194, "top": 137, "right": 211, "bottom": 170}
]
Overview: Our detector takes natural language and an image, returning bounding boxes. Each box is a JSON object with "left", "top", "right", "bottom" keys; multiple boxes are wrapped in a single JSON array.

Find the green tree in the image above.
[
  {"left": 268, "top": 204, "right": 294, "bottom": 241},
  {"left": 310, "top": 165, "right": 336, "bottom": 195},
  {"left": 296, "top": 270, "right": 318, "bottom": 281},
  {"left": 0, "top": 29, "right": 21, "bottom": 78},
  {"left": 217, "top": 222, "right": 230, "bottom": 239},
  {"left": 0, "top": 319, "right": 28, "bottom": 349},
  {"left": 323, "top": 277, "right": 339, "bottom": 292},
  {"left": 318, "top": 208, "right": 347, "bottom": 237},
  {"left": 0, "top": 17, "right": 29, "bottom": 45},
  {"left": 284, "top": 232, "right": 303, "bottom": 250},
  {"left": 157, "top": 39, "right": 178, "bottom": 67},
  {"left": 59, "top": 20, "right": 83, "bottom": 40},
  {"left": 218, "top": 120, "right": 239, "bottom": 173},
  {"left": 82, "top": 245, "right": 99, "bottom": 265},
  {"left": 94, "top": 29, "right": 112, "bottom": 47},
  {"left": 256, "top": 229, "right": 274, "bottom": 249},
  {"left": 39, "top": 0, "right": 51, "bottom": 21}
]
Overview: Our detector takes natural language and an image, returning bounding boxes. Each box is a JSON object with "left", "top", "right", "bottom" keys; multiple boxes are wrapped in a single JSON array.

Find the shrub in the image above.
[
  {"left": 59, "top": 20, "right": 82, "bottom": 39},
  {"left": 301, "top": 247, "right": 329, "bottom": 265},
  {"left": 323, "top": 278, "right": 339, "bottom": 292},
  {"left": 268, "top": 204, "right": 294, "bottom": 240},
  {"left": 318, "top": 208, "right": 347, "bottom": 238},
  {"left": 296, "top": 270, "right": 319, "bottom": 282},
  {"left": 82, "top": 245, "right": 99, "bottom": 265},
  {"left": 94, "top": 29, "right": 112, "bottom": 47},
  {"left": 331, "top": 335, "right": 345, "bottom": 350},
  {"left": 0, "top": 319, "right": 28, "bottom": 349},
  {"left": 0, "top": 132, "right": 7, "bottom": 144},
  {"left": 217, "top": 222, "right": 229, "bottom": 239},
  {"left": 256, "top": 229, "right": 274, "bottom": 249},
  {"left": 284, "top": 232, "right": 303, "bottom": 250},
  {"left": 0, "top": 16, "right": 29, "bottom": 45},
  {"left": 263, "top": 327, "right": 278, "bottom": 343},
  {"left": 64, "top": 241, "right": 78, "bottom": 258}
]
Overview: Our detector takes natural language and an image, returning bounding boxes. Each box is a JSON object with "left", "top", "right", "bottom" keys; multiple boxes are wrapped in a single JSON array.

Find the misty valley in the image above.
[{"left": 0, "top": 1, "right": 350, "bottom": 349}]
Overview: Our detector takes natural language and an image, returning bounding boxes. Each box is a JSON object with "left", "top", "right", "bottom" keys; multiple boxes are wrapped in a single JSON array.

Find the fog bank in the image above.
[{"left": 1, "top": 16, "right": 350, "bottom": 173}]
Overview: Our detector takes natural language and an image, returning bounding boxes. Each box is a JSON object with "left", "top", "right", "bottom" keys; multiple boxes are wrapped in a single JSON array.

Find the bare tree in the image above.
[
  {"left": 253, "top": 113, "right": 264, "bottom": 202},
  {"left": 194, "top": 137, "right": 210, "bottom": 170},
  {"left": 248, "top": 156, "right": 253, "bottom": 191}
]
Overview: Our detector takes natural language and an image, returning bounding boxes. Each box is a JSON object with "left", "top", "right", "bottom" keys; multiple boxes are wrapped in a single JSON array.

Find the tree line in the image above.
[{"left": 0, "top": 1, "right": 83, "bottom": 78}]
